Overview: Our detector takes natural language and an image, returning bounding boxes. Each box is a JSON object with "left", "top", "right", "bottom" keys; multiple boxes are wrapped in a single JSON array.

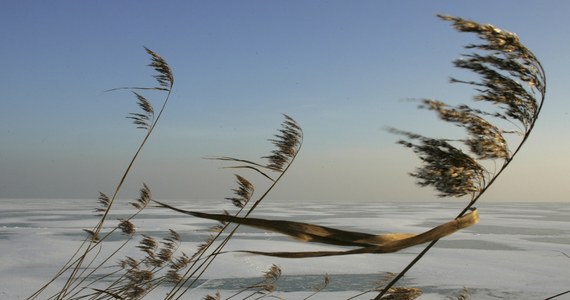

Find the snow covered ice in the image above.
[{"left": 1, "top": 199, "right": 569, "bottom": 299}]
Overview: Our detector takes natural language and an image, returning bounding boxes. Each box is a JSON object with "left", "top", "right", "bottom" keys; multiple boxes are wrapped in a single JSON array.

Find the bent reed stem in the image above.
[{"left": 375, "top": 31, "right": 546, "bottom": 299}]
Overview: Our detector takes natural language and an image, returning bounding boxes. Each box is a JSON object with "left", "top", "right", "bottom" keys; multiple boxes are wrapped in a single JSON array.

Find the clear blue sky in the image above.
[{"left": 1, "top": 1, "right": 569, "bottom": 203}]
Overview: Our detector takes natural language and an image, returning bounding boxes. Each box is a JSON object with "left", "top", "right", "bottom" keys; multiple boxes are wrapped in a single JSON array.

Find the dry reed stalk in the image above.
[
  {"left": 376, "top": 14, "right": 546, "bottom": 299},
  {"left": 159, "top": 115, "right": 303, "bottom": 300},
  {"left": 28, "top": 48, "right": 175, "bottom": 300}
]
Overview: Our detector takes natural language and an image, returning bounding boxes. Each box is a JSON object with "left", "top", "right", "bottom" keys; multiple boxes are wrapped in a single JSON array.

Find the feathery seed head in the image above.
[
  {"left": 225, "top": 174, "right": 254, "bottom": 208},
  {"left": 203, "top": 291, "right": 221, "bottom": 300},
  {"left": 380, "top": 287, "right": 423, "bottom": 299},
  {"left": 120, "top": 256, "right": 140, "bottom": 270},
  {"left": 137, "top": 234, "right": 158, "bottom": 258},
  {"left": 439, "top": 15, "right": 545, "bottom": 131},
  {"left": 144, "top": 47, "right": 174, "bottom": 90},
  {"left": 263, "top": 114, "right": 303, "bottom": 172},
  {"left": 170, "top": 252, "right": 191, "bottom": 271},
  {"left": 420, "top": 99, "right": 509, "bottom": 159},
  {"left": 393, "top": 129, "right": 486, "bottom": 198},
  {"left": 118, "top": 219, "right": 136, "bottom": 235},
  {"left": 127, "top": 92, "right": 155, "bottom": 130},
  {"left": 131, "top": 183, "right": 152, "bottom": 209},
  {"left": 94, "top": 192, "right": 111, "bottom": 216},
  {"left": 264, "top": 264, "right": 282, "bottom": 282}
]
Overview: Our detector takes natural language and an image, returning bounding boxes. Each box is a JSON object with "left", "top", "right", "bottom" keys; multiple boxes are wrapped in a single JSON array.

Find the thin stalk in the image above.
[
  {"left": 66, "top": 236, "right": 135, "bottom": 299},
  {"left": 545, "top": 290, "right": 570, "bottom": 300}
]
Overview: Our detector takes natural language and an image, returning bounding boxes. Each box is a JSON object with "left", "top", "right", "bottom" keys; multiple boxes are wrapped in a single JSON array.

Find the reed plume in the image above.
[
  {"left": 376, "top": 14, "right": 545, "bottom": 299},
  {"left": 226, "top": 174, "right": 254, "bottom": 208},
  {"left": 155, "top": 115, "right": 303, "bottom": 300},
  {"left": 28, "top": 48, "right": 175, "bottom": 300}
]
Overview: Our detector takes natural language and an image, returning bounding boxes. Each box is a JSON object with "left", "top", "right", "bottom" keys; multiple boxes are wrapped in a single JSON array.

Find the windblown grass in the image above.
[
  {"left": 376, "top": 15, "right": 546, "bottom": 299},
  {"left": 28, "top": 14, "right": 555, "bottom": 300}
]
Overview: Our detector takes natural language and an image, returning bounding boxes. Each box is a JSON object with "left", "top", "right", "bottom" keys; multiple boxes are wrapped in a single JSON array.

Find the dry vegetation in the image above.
[{"left": 27, "top": 15, "right": 555, "bottom": 300}]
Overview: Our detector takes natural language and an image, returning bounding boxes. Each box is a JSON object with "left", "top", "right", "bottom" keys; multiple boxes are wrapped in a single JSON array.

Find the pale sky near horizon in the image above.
[{"left": 1, "top": 1, "right": 569, "bottom": 203}]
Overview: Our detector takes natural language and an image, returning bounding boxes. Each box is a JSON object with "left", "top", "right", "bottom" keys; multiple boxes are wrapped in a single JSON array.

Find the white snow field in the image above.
[{"left": 1, "top": 199, "right": 569, "bottom": 299}]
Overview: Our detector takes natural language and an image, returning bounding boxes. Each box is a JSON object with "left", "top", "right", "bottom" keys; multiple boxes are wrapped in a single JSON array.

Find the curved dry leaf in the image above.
[
  {"left": 238, "top": 209, "right": 479, "bottom": 258},
  {"left": 154, "top": 200, "right": 479, "bottom": 257}
]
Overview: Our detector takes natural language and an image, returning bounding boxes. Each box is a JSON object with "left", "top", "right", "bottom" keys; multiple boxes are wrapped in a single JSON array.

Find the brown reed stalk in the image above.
[
  {"left": 157, "top": 114, "right": 303, "bottom": 300},
  {"left": 28, "top": 48, "right": 174, "bottom": 300},
  {"left": 375, "top": 14, "right": 546, "bottom": 299}
]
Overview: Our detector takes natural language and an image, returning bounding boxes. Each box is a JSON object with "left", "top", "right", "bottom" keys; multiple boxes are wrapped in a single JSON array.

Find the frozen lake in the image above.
[{"left": 1, "top": 199, "right": 569, "bottom": 299}]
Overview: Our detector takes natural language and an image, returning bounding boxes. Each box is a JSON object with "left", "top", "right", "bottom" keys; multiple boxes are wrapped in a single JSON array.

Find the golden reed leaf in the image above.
[{"left": 154, "top": 200, "right": 479, "bottom": 258}]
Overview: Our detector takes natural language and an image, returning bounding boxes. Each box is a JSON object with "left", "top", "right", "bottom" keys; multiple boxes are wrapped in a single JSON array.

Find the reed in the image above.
[
  {"left": 27, "top": 48, "right": 177, "bottom": 300},
  {"left": 376, "top": 15, "right": 546, "bottom": 299},
  {"left": 29, "top": 14, "right": 552, "bottom": 300}
]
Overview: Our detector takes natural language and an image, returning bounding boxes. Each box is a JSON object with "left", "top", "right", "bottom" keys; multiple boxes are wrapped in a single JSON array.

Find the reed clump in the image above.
[{"left": 28, "top": 14, "right": 552, "bottom": 300}]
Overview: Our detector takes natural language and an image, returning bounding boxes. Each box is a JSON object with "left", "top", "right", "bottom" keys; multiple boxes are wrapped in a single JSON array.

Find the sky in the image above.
[{"left": 1, "top": 1, "right": 569, "bottom": 203}]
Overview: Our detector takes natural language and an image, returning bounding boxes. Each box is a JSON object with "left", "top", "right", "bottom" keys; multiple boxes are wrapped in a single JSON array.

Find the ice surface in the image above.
[{"left": 1, "top": 199, "right": 569, "bottom": 299}]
